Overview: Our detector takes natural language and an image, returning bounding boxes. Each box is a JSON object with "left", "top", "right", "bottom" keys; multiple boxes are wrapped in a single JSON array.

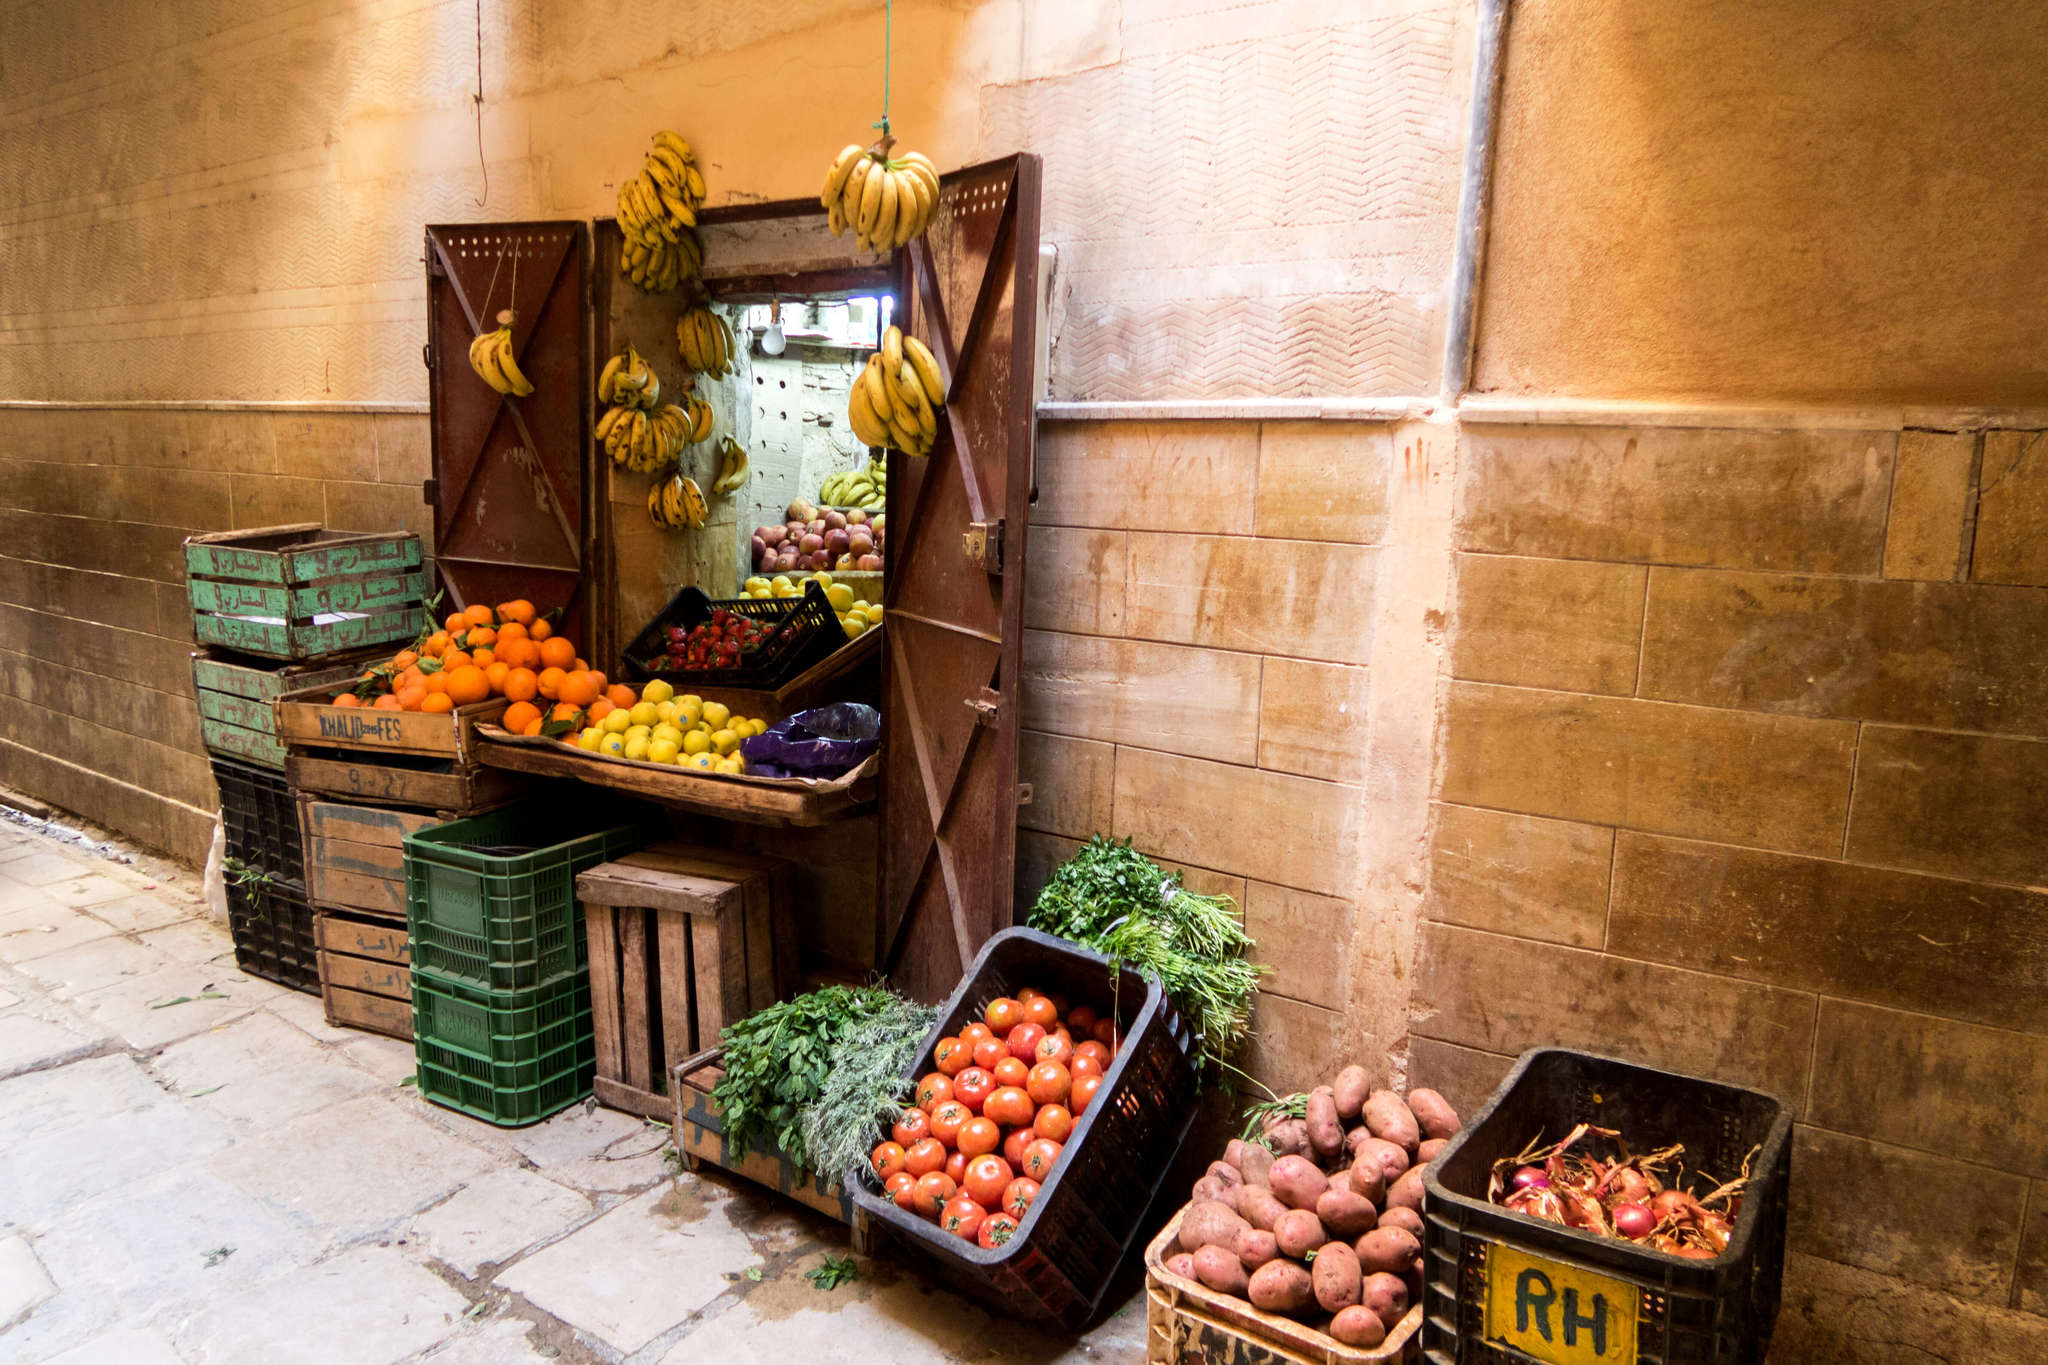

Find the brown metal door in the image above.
[
  {"left": 425, "top": 223, "right": 591, "bottom": 638},
  {"left": 881, "top": 154, "right": 1043, "bottom": 1002}
]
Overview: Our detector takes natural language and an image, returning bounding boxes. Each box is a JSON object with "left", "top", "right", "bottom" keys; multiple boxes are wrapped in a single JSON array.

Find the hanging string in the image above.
[
  {"left": 871, "top": 0, "right": 892, "bottom": 139},
  {"left": 481, "top": 238, "right": 508, "bottom": 327},
  {"left": 472, "top": 0, "right": 490, "bottom": 207}
]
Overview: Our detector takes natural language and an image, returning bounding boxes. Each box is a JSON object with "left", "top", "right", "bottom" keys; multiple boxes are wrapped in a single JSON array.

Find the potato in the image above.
[
  {"left": 1344, "top": 1126, "right": 1373, "bottom": 1160},
  {"left": 1166, "top": 1252, "right": 1196, "bottom": 1279},
  {"left": 1355, "top": 1136, "right": 1410, "bottom": 1187},
  {"left": 1206, "top": 1159, "right": 1245, "bottom": 1189},
  {"left": 1191, "top": 1175, "right": 1224, "bottom": 1205},
  {"left": 1362, "top": 1271, "right": 1409, "bottom": 1325},
  {"left": 1306, "top": 1089, "right": 1344, "bottom": 1160},
  {"left": 1237, "top": 1186, "right": 1288, "bottom": 1232},
  {"left": 1329, "top": 1064, "right": 1371, "bottom": 1122},
  {"left": 1377, "top": 1205, "right": 1426, "bottom": 1238},
  {"left": 1329, "top": 1304, "right": 1387, "bottom": 1348},
  {"left": 1234, "top": 1226, "right": 1280, "bottom": 1269},
  {"left": 1315, "top": 1187, "right": 1379, "bottom": 1239},
  {"left": 1238, "top": 1142, "right": 1275, "bottom": 1188},
  {"left": 1264, "top": 1116, "right": 1311, "bottom": 1157},
  {"left": 1312, "top": 1238, "right": 1363, "bottom": 1312},
  {"left": 1247, "top": 1260, "right": 1315, "bottom": 1316},
  {"left": 1193, "top": 1245, "right": 1250, "bottom": 1296},
  {"left": 1347, "top": 1154, "right": 1387, "bottom": 1204},
  {"left": 1274, "top": 1208, "right": 1328, "bottom": 1260},
  {"left": 1406, "top": 1088, "right": 1461, "bottom": 1141},
  {"left": 1269, "top": 1155, "right": 1329, "bottom": 1211},
  {"left": 1180, "top": 1201, "right": 1249, "bottom": 1253},
  {"left": 1222, "top": 1139, "right": 1252, "bottom": 1172},
  {"left": 1355, "top": 1226, "right": 1421, "bottom": 1276},
  {"left": 1363, "top": 1090, "right": 1421, "bottom": 1153},
  {"left": 1417, "top": 1138, "right": 1449, "bottom": 1164},
  {"left": 1385, "top": 1165, "right": 1427, "bottom": 1215}
]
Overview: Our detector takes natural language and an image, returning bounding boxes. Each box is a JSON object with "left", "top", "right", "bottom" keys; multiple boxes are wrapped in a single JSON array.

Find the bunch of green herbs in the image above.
[
  {"left": 1027, "top": 835, "right": 1264, "bottom": 1072},
  {"left": 800, "top": 990, "right": 940, "bottom": 1182}
]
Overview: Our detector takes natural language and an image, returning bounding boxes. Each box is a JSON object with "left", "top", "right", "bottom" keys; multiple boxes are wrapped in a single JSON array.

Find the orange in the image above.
[
  {"left": 445, "top": 611, "right": 468, "bottom": 634},
  {"left": 529, "top": 617, "right": 553, "bottom": 641},
  {"left": 605, "top": 683, "right": 638, "bottom": 709},
  {"left": 585, "top": 670, "right": 607, "bottom": 692},
  {"left": 332, "top": 693, "right": 361, "bottom": 707},
  {"left": 373, "top": 694, "right": 404, "bottom": 710},
  {"left": 502, "top": 667, "right": 539, "bottom": 703},
  {"left": 396, "top": 683, "right": 428, "bottom": 711},
  {"left": 502, "top": 701, "right": 542, "bottom": 734},
  {"left": 392, "top": 650, "right": 418, "bottom": 671},
  {"left": 469, "top": 646, "right": 494, "bottom": 668},
  {"left": 523, "top": 717, "right": 546, "bottom": 736},
  {"left": 586, "top": 698, "right": 616, "bottom": 722},
  {"left": 466, "top": 626, "right": 497, "bottom": 648},
  {"left": 556, "top": 670, "right": 599, "bottom": 708},
  {"left": 573, "top": 657, "right": 589, "bottom": 673},
  {"left": 497, "top": 599, "right": 537, "bottom": 626},
  {"left": 463, "top": 603, "right": 496, "bottom": 629},
  {"left": 424, "top": 631, "right": 451, "bottom": 658},
  {"left": 444, "top": 665, "right": 490, "bottom": 706},
  {"left": 423, "top": 670, "right": 451, "bottom": 695},
  {"left": 537, "top": 666, "right": 566, "bottom": 700},
  {"left": 441, "top": 649, "right": 473, "bottom": 672},
  {"left": 496, "top": 621, "right": 528, "bottom": 642},
  {"left": 394, "top": 666, "right": 424, "bottom": 692},
  {"left": 550, "top": 702, "right": 582, "bottom": 725},
  {"left": 421, "top": 692, "right": 456, "bottom": 714},
  {"left": 496, "top": 638, "right": 537, "bottom": 670},
  {"left": 485, "top": 661, "right": 511, "bottom": 693},
  {"left": 538, "top": 636, "right": 576, "bottom": 670}
]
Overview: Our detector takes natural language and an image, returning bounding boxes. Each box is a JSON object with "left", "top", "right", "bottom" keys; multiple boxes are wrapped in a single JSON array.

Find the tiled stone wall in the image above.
[
  {"left": 0, "top": 407, "right": 431, "bottom": 863},
  {"left": 1416, "top": 420, "right": 2048, "bottom": 1326}
]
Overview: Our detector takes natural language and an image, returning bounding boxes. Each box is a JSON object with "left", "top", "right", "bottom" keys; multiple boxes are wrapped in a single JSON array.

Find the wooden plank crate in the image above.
[
  {"left": 314, "top": 908, "right": 413, "bottom": 1041},
  {"left": 192, "top": 651, "right": 377, "bottom": 771},
  {"left": 184, "top": 524, "right": 428, "bottom": 661},
  {"left": 298, "top": 798, "right": 436, "bottom": 921},
  {"left": 278, "top": 679, "right": 521, "bottom": 816},
  {"left": 575, "top": 846, "right": 800, "bottom": 1121}
]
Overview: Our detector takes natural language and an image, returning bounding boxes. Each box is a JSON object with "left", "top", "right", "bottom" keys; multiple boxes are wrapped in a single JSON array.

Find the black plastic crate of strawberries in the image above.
[
  {"left": 621, "top": 583, "right": 840, "bottom": 689},
  {"left": 849, "top": 927, "right": 1200, "bottom": 1331}
]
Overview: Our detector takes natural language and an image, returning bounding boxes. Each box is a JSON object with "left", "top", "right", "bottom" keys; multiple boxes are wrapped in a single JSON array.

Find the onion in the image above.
[
  {"left": 1610, "top": 1202, "right": 1655, "bottom": 1240},
  {"left": 1511, "top": 1166, "right": 1551, "bottom": 1192},
  {"left": 1650, "top": 1189, "right": 1697, "bottom": 1223}
]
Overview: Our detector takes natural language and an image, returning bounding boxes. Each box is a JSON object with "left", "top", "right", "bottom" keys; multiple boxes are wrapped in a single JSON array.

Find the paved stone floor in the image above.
[{"left": 0, "top": 818, "right": 1147, "bottom": 1364}]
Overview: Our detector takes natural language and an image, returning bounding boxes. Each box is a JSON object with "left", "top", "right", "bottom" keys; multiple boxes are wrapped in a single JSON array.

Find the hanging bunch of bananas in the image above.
[
  {"left": 617, "top": 131, "right": 706, "bottom": 293},
  {"left": 819, "top": 458, "right": 886, "bottom": 512},
  {"left": 676, "top": 305, "right": 736, "bottom": 378},
  {"left": 597, "top": 345, "right": 659, "bottom": 410},
  {"left": 648, "top": 472, "right": 709, "bottom": 530},
  {"left": 467, "top": 311, "right": 534, "bottom": 397},
  {"left": 821, "top": 140, "right": 940, "bottom": 253},
  {"left": 847, "top": 324, "right": 945, "bottom": 456},
  {"left": 711, "top": 436, "right": 751, "bottom": 496},
  {"left": 598, "top": 401, "right": 701, "bottom": 474}
]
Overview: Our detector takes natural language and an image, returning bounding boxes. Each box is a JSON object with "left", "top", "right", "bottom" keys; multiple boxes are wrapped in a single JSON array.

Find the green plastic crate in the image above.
[
  {"left": 412, "top": 971, "right": 593, "bottom": 1126},
  {"left": 403, "top": 802, "right": 651, "bottom": 991}
]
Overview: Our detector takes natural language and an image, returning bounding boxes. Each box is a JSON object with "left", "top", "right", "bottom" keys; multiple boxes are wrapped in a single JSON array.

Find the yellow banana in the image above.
[
  {"left": 684, "top": 163, "right": 705, "bottom": 204},
  {"left": 689, "top": 396, "right": 714, "bottom": 444},
  {"left": 847, "top": 380, "right": 889, "bottom": 449},
  {"left": 900, "top": 360, "right": 937, "bottom": 442},
  {"left": 652, "top": 131, "right": 695, "bottom": 167},
  {"left": 597, "top": 352, "right": 623, "bottom": 404},
  {"left": 822, "top": 143, "right": 864, "bottom": 207},
  {"left": 882, "top": 324, "right": 904, "bottom": 378},
  {"left": 903, "top": 335, "right": 946, "bottom": 407},
  {"left": 495, "top": 331, "right": 534, "bottom": 397},
  {"left": 873, "top": 170, "right": 900, "bottom": 251},
  {"left": 891, "top": 170, "right": 924, "bottom": 246},
  {"left": 856, "top": 158, "right": 886, "bottom": 241}
]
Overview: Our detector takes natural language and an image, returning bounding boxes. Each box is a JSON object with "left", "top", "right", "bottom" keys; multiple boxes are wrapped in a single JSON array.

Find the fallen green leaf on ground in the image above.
[{"left": 806, "top": 1254, "right": 859, "bottom": 1291}]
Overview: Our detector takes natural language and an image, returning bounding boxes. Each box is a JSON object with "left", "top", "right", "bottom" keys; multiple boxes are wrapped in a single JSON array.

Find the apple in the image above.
[
  {"left": 798, "top": 532, "right": 824, "bottom": 554},
  {"left": 857, "top": 553, "right": 883, "bottom": 571},
  {"left": 846, "top": 508, "right": 868, "bottom": 526},
  {"left": 824, "top": 510, "right": 848, "bottom": 531},
  {"left": 761, "top": 525, "right": 787, "bottom": 547},
  {"left": 849, "top": 530, "right": 874, "bottom": 556},
  {"left": 825, "top": 528, "right": 850, "bottom": 556}
]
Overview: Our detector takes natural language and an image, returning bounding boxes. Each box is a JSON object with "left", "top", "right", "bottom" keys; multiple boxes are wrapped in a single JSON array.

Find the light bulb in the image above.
[{"left": 759, "top": 298, "right": 786, "bottom": 356}]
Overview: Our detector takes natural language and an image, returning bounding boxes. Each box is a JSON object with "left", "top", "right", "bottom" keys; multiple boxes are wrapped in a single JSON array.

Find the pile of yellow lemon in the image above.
[
  {"left": 575, "top": 678, "right": 765, "bottom": 774},
  {"left": 740, "top": 570, "right": 884, "bottom": 639}
]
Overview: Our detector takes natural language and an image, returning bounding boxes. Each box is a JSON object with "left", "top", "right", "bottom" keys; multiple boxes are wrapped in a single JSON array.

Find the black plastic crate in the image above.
[
  {"left": 620, "top": 582, "right": 840, "bottom": 688},
  {"left": 1422, "top": 1048, "right": 1792, "bottom": 1365},
  {"left": 849, "top": 927, "right": 1199, "bottom": 1330},
  {"left": 226, "top": 877, "right": 319, "bottom": 995},
  {"left": 212, "top": 756, "right": 306, "bottom": 886}
]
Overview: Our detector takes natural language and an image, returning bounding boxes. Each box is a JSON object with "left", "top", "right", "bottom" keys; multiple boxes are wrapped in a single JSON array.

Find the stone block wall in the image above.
[{"left": 1414, "top": 419, "right": 2048, "bottom": 1321}]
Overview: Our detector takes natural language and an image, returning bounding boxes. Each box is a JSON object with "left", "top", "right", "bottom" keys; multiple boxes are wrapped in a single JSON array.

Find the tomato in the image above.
[
  {"left": 892, "top": 1107, "right": 930, "bottom": 1147},
  {"left": 1026, "top": 1061, "right": 1071, "bottom": 1107},
  {"left": 984, "top": 998, "right": 1023, "bottom": 1034},
  {"left": 915, "top": 1073, "right": 954, "bottom": 1112},
  {"left": 1007, "top": 1023, "right": 1047, "bottom": 1064},
  {"left": 929, "top": 1100, "right": 970, "bottom": 1146},
  {"left": 1034, "top": 1033, "right": 1074, "bottom": 1069},
  {"left": 872, "top": 1141, "right": 908, "bottom": 1180},
  {"left": 956, "top": 1116, "right": 1001, "bottom": 1159},
  {"left": 1022, "top": 1138, "right": 1063, "bottom": 1181},
  {"left": 992, "top": 1056, "right": 1029, "bottom": 1087},
  {"left": 951, "top": 1067, "right": 995, "bottom": 1113},
  {"left": 963, "top": 1153, "right": 1014, "bottom": 1207},
  {"left": 1002, "top": 1126, "right": 1034, "bottom": 1170},
  {"left": 913, "top": 1171, "right": 956, "bottom": 1218},
  {"left": 1034, "top": 1103, "right": 1074, "bottom": 1143},
  {"left": 984, "top": 1086, "right": 1035, "bottom": 1129},
  {"left": 971, "top": 1036, "right": 1008, "bottom": 1072},
  {"left": 1003, "top": 1176, "right": 1041, "bottom": 1220},
  {"left": 1092, "top": 1017, "right": 1118, "bottom": 1047},
  {"left": 904, "top": 1138, "right": 947, "bottom": 1176},
  {"left": 932, "top": 1036, "right": 969, "bottom": 1076},
  {"left": 1075, "top": 1040, "right": 1110, "bottom": 1072},
  {"left": 1069, "top": 1004, "right": 1099, "bottom": 1034},
  {"left": 1016, "top": 987, "right": 1044, "bottom": 1004},
  {"left": 1071, "top": 1073, "right": 1102, "bottom": 1115},
  {"left": 960, "top": 1021, "right": 994, "bottom": 1045},
  {"left": 940, "top": 1194, "right": 985, "bottom": 1241},
  {"left": 978, "top": 1211, "right": 1020, "bottom": 1249},
  {"left": 893, "top": 1173, "right": 921, "bottom": 1211},
  {"left": 944, "top": 1150, "right": 968, "bottom": 1185},
  {"left": 1021, "top": 995, "right": 1059, "bottom": 1030},
  {"left": 1070, "top": 1053, "right": 1103, "bottom": 1082},
  {"left": 1052, "top": 1025, "right": 1073, "bottom": 1046}
]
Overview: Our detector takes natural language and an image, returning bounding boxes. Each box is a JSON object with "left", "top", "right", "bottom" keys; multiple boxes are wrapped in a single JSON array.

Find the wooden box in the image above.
[
  {"left": 299, "top": 798, "right": 435, "bottom": 920},
  {"left": 184, "top": 524, "right": 428, "bottom": 660},
  {"left": 279, "top": 681, "right": 521, "bottom": 816},
  {"left": 275, "top": 681, "right": 508, "bottom": 762},
  {"left": 576, "top": 845, "right": 800, "bottom": 1121},
  {"left": 315, "top": 908, "right": 413, "bottom": 1041},
  {"left": 192, "top": 652, "right": 374, "bottom": 771}
]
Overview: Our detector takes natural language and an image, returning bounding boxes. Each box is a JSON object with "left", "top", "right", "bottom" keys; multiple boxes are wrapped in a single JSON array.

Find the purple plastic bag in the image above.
[{"left": 740, "top": 703, "right": 880, "bottom": 779}]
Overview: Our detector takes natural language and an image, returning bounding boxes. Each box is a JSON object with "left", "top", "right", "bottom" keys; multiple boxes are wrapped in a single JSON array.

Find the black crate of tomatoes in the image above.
[
  {"left": 849, "top": 927, "right": 1199, "bottom": 1329},
  {"left": 621, "top": 583, "right": 838, "bottom": 688},
  {"left": 1422, "top": 1048, "right": 1792, "bottom": 1365}
]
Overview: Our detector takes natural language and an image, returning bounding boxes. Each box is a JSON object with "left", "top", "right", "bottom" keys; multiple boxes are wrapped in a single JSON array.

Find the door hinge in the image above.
[
  {"left": 966, "top": 686, "right": 1002, "bottom": 727},
  {"left": 422, "top": 479, "right": 438, "bottom": 508},
  {"left": 963, "top": 519, "right": 1004, "bottom": 574}
]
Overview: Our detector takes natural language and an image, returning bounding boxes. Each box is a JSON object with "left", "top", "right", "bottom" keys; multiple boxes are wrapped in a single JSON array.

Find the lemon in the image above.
[
  {"left": 771, "top": 583, "right": 795, "bottom": 598},
  {"left": 626, "top": 725, "right": 651, "bottom": 743},
  {"left": 825, "top": 583, "right": 855, "bottom": 612},
  {"left": 623, "top": 734, "right": 651, "bottom": 761},
  {"left": 811, "top": 571, "right": 834, "bottom": 589},
  {"left": 750, "top": 588, "right": 770, "bottom": 599},
  {"left": 628, "top": 701, "right": 660, "bottom": 727},
  {"left": 842, "top": 617, "right": 866, "bottom": 639},
  {"left": 701, "top": 701, "right": 730, "bottom": 728},
  {"left": 711, "top": 727, "right": 739, "bottom": 755},
  {"left": 578, "top": 727, "right": 604, "bottom": 751},
  {"left": 652, "top": 723, "right": 683, "bottom": 745},
  {"left": 600, "top": 734, "right": 626, "bottom": 756},
  {"left": 682, "top": 729, "right": 712, "bottom": 756},
  {"left": 649, "top": 737, "right": 681, "bottom": 764},
  {"left": 641, "top": 679, "right": 674, "bottom": 705},
  {"left": 654, "top": 700, "right": 677, "bottom": 722},
  {"left": 727, "top": 713, "right": 749, "bottom": 731},
  {"left": 768, "top": 576, "right": 791, "bottom": 592},
  {"left": 716, "top": 755, "right": 745, "bottom": 774},
  {"left": 675, "top": 700, "right": 702, "bottom": 726},
  {"left": 687, "top": 753, "right": 717, "bottom": 770},
  {"left": 743, "top": 577, "right": 770, "bottom": 594},
  {"left": 862, "top": 603, "right": 884, "bottom": 624},
  {"left": 602, "top": 709, "right": 633, "bottom": 735}
]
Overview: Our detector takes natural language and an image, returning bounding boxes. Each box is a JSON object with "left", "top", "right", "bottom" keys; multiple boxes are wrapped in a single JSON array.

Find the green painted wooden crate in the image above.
[
  {"left": 184, "top": 523, "right": 429, "bottom": 661},
  {"left": 191, "top": 651, "right": 378, "bottom": 771}
]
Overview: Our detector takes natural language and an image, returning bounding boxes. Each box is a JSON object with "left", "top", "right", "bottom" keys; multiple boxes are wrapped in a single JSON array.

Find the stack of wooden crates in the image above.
[{"left": 183, "top": 525, "right": 429, "bottom": 994}]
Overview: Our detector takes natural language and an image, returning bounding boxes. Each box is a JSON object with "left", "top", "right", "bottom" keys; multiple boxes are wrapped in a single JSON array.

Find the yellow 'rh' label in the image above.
[{"left": 1483, "top": 1244, "right": 1640, "bottom": 1365}]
